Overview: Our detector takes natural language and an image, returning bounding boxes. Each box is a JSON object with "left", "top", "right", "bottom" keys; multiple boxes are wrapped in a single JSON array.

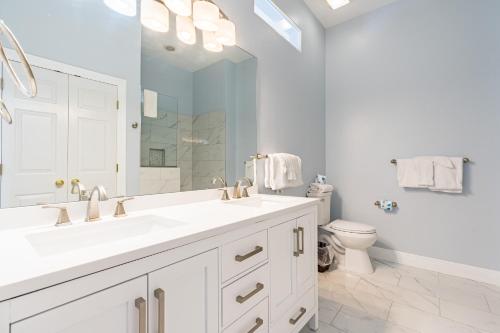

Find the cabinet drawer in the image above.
[
  {"left": 271, "top": 287, "right": 315, "bottom": 333},
  {"left": 223, "top": 298, "right": 268, "bottom": 333},
  {"left": 222, "top": 264, "right": 269, "bottom": 328},
  {"left": 221, "top": 230, "right": 268, "bottom": 281}
]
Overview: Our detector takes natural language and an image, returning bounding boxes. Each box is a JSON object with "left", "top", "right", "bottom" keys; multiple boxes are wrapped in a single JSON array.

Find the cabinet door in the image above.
[
  {"left": 296, "top": 213, "right": 316, "bottom": 297},
  {"left": 10, "top": 276, "right": 147, "bottom": 333},
  {"left": 148, "top": 249, "right": 219, "bottom": 333},
  {"left": 269, "top": 219, "right": 297, "bottom": 322}
]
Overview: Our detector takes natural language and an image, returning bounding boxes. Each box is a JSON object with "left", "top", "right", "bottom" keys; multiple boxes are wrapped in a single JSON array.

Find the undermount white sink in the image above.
[{"left": 26, "top": 215, "right": 185, "bottom": 256}]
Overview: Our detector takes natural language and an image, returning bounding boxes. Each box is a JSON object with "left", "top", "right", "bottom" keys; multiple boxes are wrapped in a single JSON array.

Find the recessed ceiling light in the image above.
[{"left": 327, "top": 0, "right": 350, "bottom": 10}]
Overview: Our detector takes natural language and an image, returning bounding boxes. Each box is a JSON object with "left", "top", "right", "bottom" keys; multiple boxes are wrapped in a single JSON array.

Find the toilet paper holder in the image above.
[{"left": 374, "top": 201, "right": 398, "bottom": 208}]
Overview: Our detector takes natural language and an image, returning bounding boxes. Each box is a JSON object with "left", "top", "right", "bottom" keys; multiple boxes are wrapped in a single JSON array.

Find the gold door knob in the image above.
[
  {"left": 55, "top": 179, "right": 65, "bottom": 187},
  {"left": 71, "top": 178, "right": 80, "bottom": 185}
]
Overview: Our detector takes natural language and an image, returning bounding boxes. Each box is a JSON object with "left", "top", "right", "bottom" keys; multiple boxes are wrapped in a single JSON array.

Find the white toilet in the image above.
[{"left": 310, "top": 192, "right": 377, "bottom": 274}]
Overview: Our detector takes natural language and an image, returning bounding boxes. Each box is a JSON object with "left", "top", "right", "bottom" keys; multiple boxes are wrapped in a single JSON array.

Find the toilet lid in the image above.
[{"left": 330, "top": 220, "right": 376, "bottom": 234}]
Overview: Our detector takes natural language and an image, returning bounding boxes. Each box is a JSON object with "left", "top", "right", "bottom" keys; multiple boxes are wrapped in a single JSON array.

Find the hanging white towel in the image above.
[
  {"left": 265, "top": 153, "right": 303, "bottom": 191},
  {"left": 397, "top": 157, "right": 434, "bottom": 188},
  {"left": 429, "top": 157, "right": 463, "bottom": 193}
]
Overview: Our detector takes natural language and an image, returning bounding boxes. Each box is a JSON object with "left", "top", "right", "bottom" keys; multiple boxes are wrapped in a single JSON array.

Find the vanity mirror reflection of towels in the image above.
[{"left": 394, "top": 156, "right": 470, "bottom": 193}]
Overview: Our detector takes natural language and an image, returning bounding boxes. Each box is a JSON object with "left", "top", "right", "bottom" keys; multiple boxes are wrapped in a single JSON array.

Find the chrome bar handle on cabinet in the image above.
[
  {"left": 289, "top": 307, "right": 306, "bottom": 325},
  {"left": 236, "top": 283, "right": 264, "bottom": 304},
  {"left": 247, "top": 318, "right": 264, "bottom": 333},
  {"left": 154, "top": 288, "right": 165, "bottom": 333},
  {"left": 293, "top": 228, "right": 300, "bottom": 257},
  {"left": 298, "top": 227, "right": 305, "bottom": 255},
  {"left": 135, "top": 297, "right": 146, "bottom": 333},
  {"left": 235, "top": 246, "right": 263, "bottom": 262}
]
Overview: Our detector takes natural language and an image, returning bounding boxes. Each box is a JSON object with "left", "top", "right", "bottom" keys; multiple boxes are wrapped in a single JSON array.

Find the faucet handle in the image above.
[
  {"left": 242, "top": 186, "right": 250, "bottom": 198},
  {"left": 114, "top": 197, "right": 134, "bottom": 218},
  {"left": 218, "top": 188, "right": 230, "bottom": 201},
  {"left": 43, "top": 205, "right": 72, "bottom": 226}
]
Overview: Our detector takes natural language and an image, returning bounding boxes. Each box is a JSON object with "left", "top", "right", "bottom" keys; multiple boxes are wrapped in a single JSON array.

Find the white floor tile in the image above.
[
  {"left": 485, "top": 293, "right": 500, "bottom": 316},
  {"left": 300, "top": 321, "right": 345, "bottom": 333},
  {"left": 333, "top": 305, "right": 417, "bottom": 333},
  {"left": 355, "top": 277, "right": 440, "bottom": 315},
  {"left": 440, "top": 299, "right": 500, "bottom": 333},
  {"left": 388, "top": 303, "right": 484, "bottom": 333},
  {"left": 398, "top": 275, "right": 439, "bottom": 297}
]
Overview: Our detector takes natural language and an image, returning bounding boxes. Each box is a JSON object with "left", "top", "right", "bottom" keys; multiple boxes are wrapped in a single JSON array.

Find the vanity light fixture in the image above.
[
  {"left": 203, "top": 30, "right": 223, "bottom": 52},
  {"left": 193, "top": 0, "right": 220, "bottom": 31},
  {"left": 176, "top": 15, "right": 197, "bottom": 44},
  {"left": 141, "top": 0, "right": 170, "bottom": 32},
  {"left": 103, "top": 0, "right": 137, "bottom": 16},
  {"left": 215, "top": 18, "right": 236, "bottom": 46},
  {"left": 164, "top": 0, "right": 192, "bottom": 16},
  {"left": 327, "top": 0, "right": 350, "bottom": 10}
]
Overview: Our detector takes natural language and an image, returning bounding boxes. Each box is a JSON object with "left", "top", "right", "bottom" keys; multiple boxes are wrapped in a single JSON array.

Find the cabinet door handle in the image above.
[
  {"left": 248, "top": 317, "right": 264, "bottom": 333},
  {"left": 235, "top": 246, "right": 263, "bottom": 262},
  {"left": 289, "top": 307, "right": 306, "bottom": 325},
  {"left": 135, "top": 297, "right": 146, "bottom": 333},
  {"left": 154, "top": 288, "right": 165, "bottom": 333},
  {"left": 293, "top": 228, "right": 300, "bottom": 257},
  {"left": 236, "top": 282, "right": 264, "bottom": 304},
  {"left": 298, "top": 227, "right": 305, "bottom": 255}
]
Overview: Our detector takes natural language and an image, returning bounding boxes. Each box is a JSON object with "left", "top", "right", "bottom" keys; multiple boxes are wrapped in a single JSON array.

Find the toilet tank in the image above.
[{"left": 307, "top": 192, "right": 331, "bottom": 225}]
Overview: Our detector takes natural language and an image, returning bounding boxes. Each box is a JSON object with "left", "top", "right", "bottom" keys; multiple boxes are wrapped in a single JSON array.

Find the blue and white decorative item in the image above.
[
  {"left": 375, "top": 200, "right": 398, "bottom": 212},
  {"left": 315, "top": 174, "right": 327, "bottom": 184}
]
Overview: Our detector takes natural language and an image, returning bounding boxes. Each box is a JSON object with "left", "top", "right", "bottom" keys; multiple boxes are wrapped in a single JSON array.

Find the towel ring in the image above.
[
  {"left": 0, "top": 20, "right": 37, "bottom": 98},
  {"left": 0, "top": 98, "right": 12, "bottom": 124}
]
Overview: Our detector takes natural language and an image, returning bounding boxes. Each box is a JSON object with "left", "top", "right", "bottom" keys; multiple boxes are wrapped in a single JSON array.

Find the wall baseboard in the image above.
[{"left": 368, "top": 246, "right": 500, "bottom": 287}]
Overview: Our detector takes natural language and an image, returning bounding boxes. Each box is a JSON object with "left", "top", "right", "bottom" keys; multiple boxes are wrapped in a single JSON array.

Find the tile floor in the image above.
[{"left": 300, "top": 259, "right": 500, "bottom": 333}]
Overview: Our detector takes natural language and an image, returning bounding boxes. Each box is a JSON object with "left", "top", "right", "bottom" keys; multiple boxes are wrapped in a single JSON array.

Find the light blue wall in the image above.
[
  {"left": 325, "top": 0, "right": 500, "bottom": 270},
  {"left": 215, "top": 0, "right": 326, "bottom": 195},
  {"left": 0, "top": 0, "right": 142, "bottom": 194}
]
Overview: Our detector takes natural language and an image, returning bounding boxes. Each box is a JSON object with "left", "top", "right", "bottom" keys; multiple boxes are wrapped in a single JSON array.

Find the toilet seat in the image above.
[{"left": 330, "top": 219, "right": 376, "bottom": 234}]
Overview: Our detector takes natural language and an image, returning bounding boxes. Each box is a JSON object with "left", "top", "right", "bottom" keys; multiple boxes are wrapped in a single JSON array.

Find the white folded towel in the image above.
[
  {"left": 265, "top": 153, "right": 303, "bottom": 191},
  {"left": 308, "top": 183, "right": 334, "bottom": 193},
  {"left": 396, "top": 158, "right": 433, "bottom": 188},
  {"left": 429, "top": 157, "right": 463, "bottom": 193}
]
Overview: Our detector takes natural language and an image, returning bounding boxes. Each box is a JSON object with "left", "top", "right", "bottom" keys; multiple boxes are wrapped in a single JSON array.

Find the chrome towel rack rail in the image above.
[{"left": 390, "top": 157, "right": 471, "bottom": 165}]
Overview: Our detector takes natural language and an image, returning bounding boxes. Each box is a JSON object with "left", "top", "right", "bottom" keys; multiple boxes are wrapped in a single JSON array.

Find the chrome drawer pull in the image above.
[
  {"left": 248, "top": 317, "right": 264, "bottom": 333},
  {"left": 235, "top": 246, "right": 263, "bottom": 262},
  {"left": 236, "top": 283, "right": 264, "bottom": 304},
  {"left": 298, "top": 227, "right": 305, "bottom": 255},
  {"left": 154, "top": 288, "right": 165, "bottom": 333},
  {"left": 293, "top": 228, "right": 300, "bottom": 257},
  {"left": 135, "top": 297, "right": 147, "bottom": 333},
  {"left": 289, "top": 307, "right": 306, "bottom": 325}
]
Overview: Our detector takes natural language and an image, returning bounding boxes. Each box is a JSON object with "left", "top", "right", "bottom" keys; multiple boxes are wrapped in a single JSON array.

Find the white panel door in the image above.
[
  {"left": 269, "top": 219, "right": 297, "bottom": 322},
  {"left": 296, "top": 213, "right": 316, "bottom": 298},
  {"left": 1, "top": 64, "right": 68, "bottom": 208},
  {"left": 148, "top": 250, "right": 219, "bottom": 333},
  {"left": 10, "top": 276, "right": 147, "bottom": 333},
  {"left": 68, "top": 76, "right": 117, "bottom": 200}
]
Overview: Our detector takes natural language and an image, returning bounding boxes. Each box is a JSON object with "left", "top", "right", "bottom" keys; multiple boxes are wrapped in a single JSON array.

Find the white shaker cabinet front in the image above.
[
  {"left": 269, "top": 213, "right": 316, "bottom": 324},
  {"left": 148, "top": 249, "right": 219, "bottom": 333},
  {"left": 10, "top": 276, "right": 147, "bottom": 333}
]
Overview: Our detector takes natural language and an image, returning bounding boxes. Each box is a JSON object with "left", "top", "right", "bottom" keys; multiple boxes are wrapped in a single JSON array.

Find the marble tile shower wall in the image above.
[
  {"left": 141, "top": 111, "right": 178, "bottom": 167},
  {"left": 178, "top": 114, "right": 193, "bottom": 191},
  {"left": 192, "top": 111, "right": 226, "bottom": 190}
]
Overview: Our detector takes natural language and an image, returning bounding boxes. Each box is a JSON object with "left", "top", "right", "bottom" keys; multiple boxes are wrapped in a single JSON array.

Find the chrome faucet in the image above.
[{"left": 86, "top": 185, "right": 109, "bottom": 222}]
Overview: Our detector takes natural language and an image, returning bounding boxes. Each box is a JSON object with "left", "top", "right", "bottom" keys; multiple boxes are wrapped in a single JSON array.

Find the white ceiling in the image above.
[{"left": 303, "top": 0, "right": 400, "bottom": 28}]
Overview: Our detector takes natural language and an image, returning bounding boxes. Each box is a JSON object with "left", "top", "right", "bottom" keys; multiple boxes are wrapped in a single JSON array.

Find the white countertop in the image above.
[{"left": 0, "top": 194, "right": 318, "bottom": 301}]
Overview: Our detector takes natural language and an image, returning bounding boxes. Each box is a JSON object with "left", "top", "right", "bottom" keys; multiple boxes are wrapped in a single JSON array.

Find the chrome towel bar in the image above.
[{"left": 391, "top": 157, "right": 470, "bottom": 165}]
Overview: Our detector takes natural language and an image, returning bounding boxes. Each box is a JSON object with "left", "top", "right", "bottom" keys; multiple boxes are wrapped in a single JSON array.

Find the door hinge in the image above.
[
  {"left": 0, "top": 77, "right": 3, "bottom": 91},
  {"left": 116, "top": 163, "right": 119, "bottom": 173},
  {"left": 0, "top": 164, "right": 3, "bottom": 176},
  {"left": 116, "top": 100, "right": 119, "bottom": 110}
]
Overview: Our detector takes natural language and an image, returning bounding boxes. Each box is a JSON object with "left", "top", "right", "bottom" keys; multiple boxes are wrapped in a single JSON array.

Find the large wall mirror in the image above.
[{"left": 0, "top": 0, "right": 257, "bottom": 208}]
